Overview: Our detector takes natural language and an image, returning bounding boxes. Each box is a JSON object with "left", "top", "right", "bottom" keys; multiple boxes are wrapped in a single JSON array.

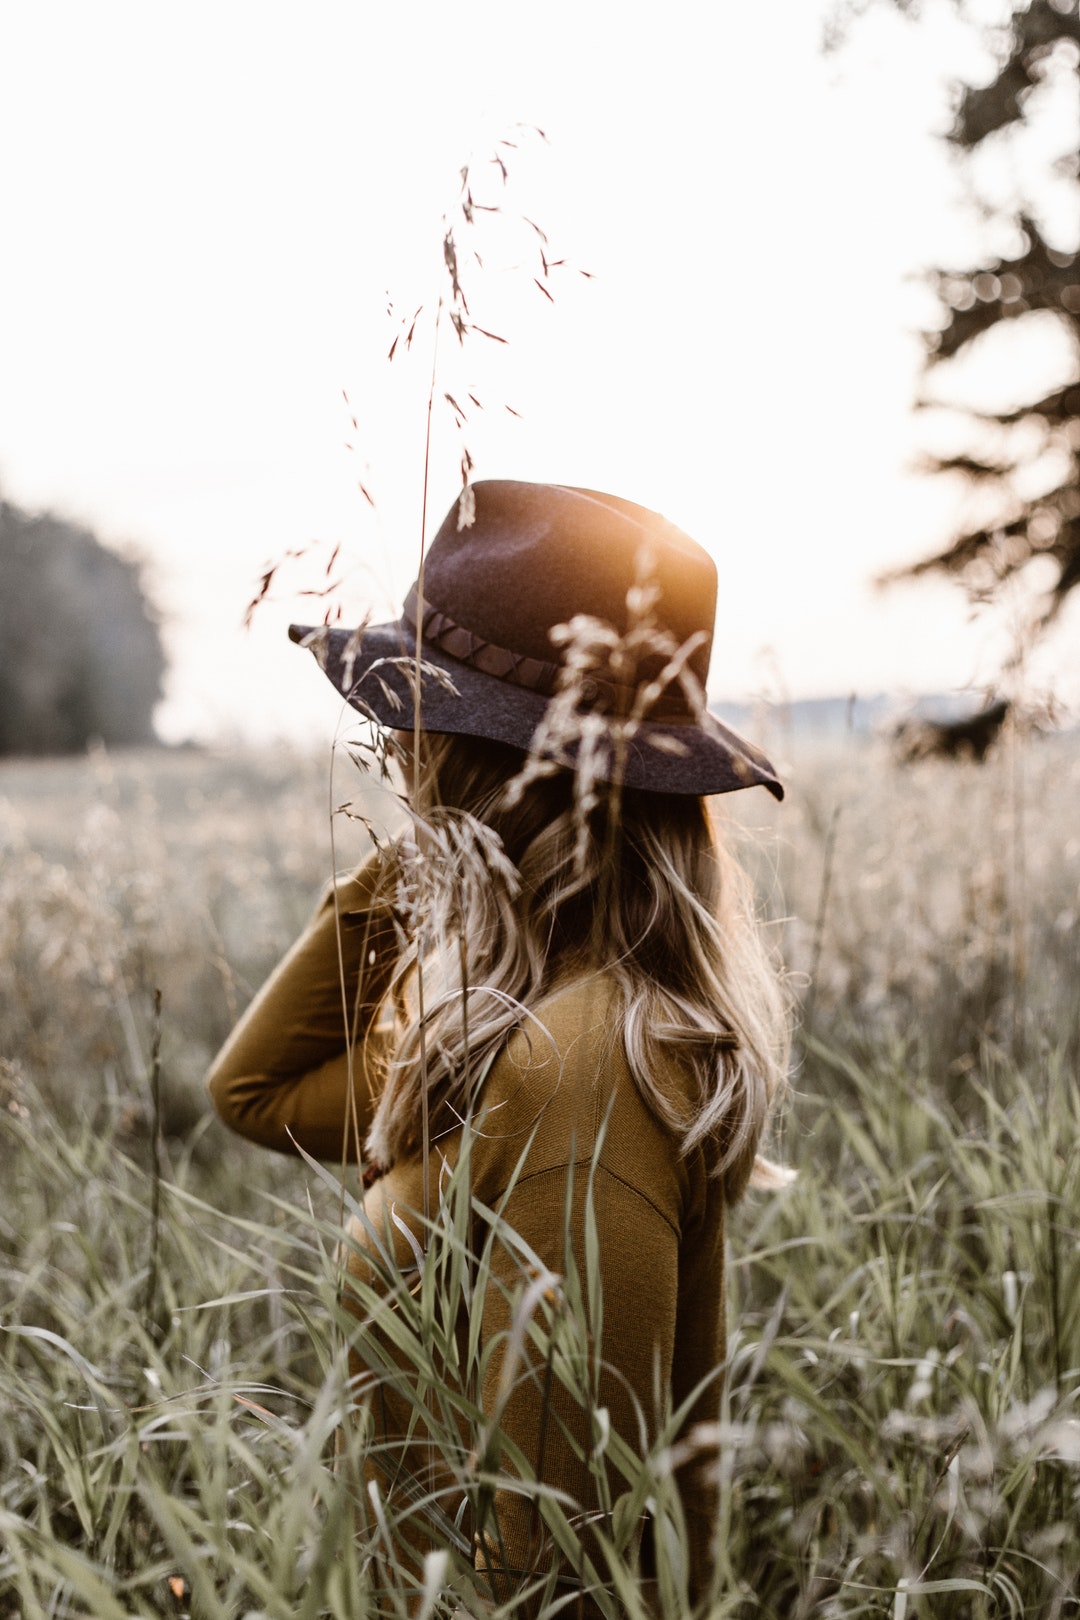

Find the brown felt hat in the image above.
[{"left": 290, "top": 480, "right": 783, "bottom": 799}]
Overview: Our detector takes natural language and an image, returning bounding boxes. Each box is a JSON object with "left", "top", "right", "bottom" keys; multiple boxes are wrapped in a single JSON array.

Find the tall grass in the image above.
[{"left": 2, "top": 733, "right": 1078, "bottom": 1616}]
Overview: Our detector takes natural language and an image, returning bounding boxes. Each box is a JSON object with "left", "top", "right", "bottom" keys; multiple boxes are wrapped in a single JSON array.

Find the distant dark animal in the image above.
[{"left": 894, "top": 699, "right": 1011, "bottom": 765}]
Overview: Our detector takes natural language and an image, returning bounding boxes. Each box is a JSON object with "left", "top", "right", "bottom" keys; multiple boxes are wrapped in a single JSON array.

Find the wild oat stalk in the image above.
[
  {"left": 505, "top": 565, "right": 708, "bottom": 858},
  {"left": 141, "top": 986, "right": 165, "bottom": 1338}
]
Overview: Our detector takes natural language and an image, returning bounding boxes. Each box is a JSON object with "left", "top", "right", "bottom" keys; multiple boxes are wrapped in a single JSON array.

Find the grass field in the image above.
[{"left": 2, "top": 731, "right": 1078, "bottom": 1617}]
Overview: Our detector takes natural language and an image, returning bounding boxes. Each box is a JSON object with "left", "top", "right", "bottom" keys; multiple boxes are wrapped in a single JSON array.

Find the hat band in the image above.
[
  {"left": 403, "top": 585, "right": 561, "bottom": 696},
  {"left": 402, "top": 585, "right": 697, "bottom": 723}
]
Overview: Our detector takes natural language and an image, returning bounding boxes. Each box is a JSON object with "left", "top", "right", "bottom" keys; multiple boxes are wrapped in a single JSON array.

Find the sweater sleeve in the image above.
[
  {"left": 205, "top": 848, "right": 400, "bottom": 1160},
  {"left": 671, "top": 1179, "right": 726, "bottom": 1599}
]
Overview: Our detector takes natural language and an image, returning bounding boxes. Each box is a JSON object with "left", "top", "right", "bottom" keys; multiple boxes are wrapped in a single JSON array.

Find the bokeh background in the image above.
[{"left": 3, "top": 0, "right": 1077, "bottom": 750}]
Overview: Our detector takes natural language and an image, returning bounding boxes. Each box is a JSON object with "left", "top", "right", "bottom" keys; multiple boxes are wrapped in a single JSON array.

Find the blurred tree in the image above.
[
  {"left": 0, "top": 494, "right": 166, "bottom": 754},
  {"left": 880, "top": 0, "right": 1080, "bottom": 646}
]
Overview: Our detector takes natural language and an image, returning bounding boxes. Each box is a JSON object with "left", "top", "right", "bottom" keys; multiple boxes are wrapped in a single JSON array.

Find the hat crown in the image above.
[{"left": 421, "top": 481, "right": 717, "bottom": 686}]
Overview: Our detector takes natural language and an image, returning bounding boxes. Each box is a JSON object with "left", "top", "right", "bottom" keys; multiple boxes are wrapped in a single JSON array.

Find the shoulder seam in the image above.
[{"left": 493, "top": 1160, "right": 681, "bottom": 1240}]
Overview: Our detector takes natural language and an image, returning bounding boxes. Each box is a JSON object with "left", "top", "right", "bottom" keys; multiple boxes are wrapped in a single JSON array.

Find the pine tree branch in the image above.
[
  {"left": 952, "top": 0, "right": 1080, "bottom": 148},
  {"left": 925, "top": 226, "right": 1080, "bottom": 363}
]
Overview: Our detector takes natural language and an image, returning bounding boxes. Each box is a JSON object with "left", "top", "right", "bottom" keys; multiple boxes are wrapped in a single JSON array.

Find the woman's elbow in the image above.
[
  {"left": 205, "top": 1059, "right": 280, "bottom": 1149},
  {"left": 205, "top": 1055, "right": 246, "bottom": 1136}
]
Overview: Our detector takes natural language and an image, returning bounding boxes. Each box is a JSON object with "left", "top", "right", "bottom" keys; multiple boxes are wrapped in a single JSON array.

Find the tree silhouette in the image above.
[
  {"left": 887, "top": 0, "right": 1080, "bottom": 644},
  {"left": 0, "top": 494, "right": 166, "bottom": 754}
]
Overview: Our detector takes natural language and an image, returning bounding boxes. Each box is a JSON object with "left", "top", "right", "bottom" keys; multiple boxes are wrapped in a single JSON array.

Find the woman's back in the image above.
[{"left": 344, "top": 971, "right": 725, "bottom": 1596}]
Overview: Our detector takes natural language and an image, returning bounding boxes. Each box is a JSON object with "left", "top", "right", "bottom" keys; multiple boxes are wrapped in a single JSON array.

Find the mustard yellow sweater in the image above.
[{"left": 207, "top": 852, "right": 725, "bottom": 1604}]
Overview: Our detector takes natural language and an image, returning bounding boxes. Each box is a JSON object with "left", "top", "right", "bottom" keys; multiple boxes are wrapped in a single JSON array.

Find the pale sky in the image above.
[{"left": 1, "top": 0, "right": 1076, "bottom": 743}]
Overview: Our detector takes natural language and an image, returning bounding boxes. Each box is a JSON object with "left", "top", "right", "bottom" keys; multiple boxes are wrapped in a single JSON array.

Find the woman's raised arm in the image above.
[{"left": 206, "top": 847, "right": 400, "bottom": 1161}]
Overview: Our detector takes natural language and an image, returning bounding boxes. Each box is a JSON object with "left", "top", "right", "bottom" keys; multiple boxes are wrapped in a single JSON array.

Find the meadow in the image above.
[{"left": 1, "top": 728, "right": 1078, "bottom": 1618}]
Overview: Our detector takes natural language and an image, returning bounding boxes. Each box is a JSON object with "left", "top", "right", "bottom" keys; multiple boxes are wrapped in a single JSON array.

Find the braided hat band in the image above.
[{"left": 402, "top": 585, "right": 698, "bottom": 724}]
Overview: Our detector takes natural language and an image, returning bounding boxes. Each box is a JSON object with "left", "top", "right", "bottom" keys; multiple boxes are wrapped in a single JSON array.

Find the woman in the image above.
[{"left": 207, "top": 480, "right": 789, "bottom": 1611}]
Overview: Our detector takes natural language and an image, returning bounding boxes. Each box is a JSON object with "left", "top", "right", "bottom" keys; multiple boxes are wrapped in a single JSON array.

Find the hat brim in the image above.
[{"left": 290, "top": 620, "right": 784, "bottom": 800}]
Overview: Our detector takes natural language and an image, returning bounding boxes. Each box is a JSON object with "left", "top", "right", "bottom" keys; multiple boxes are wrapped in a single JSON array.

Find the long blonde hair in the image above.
[{"left": 366, "top": 733, "right": 790, "bottom": 1203}]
